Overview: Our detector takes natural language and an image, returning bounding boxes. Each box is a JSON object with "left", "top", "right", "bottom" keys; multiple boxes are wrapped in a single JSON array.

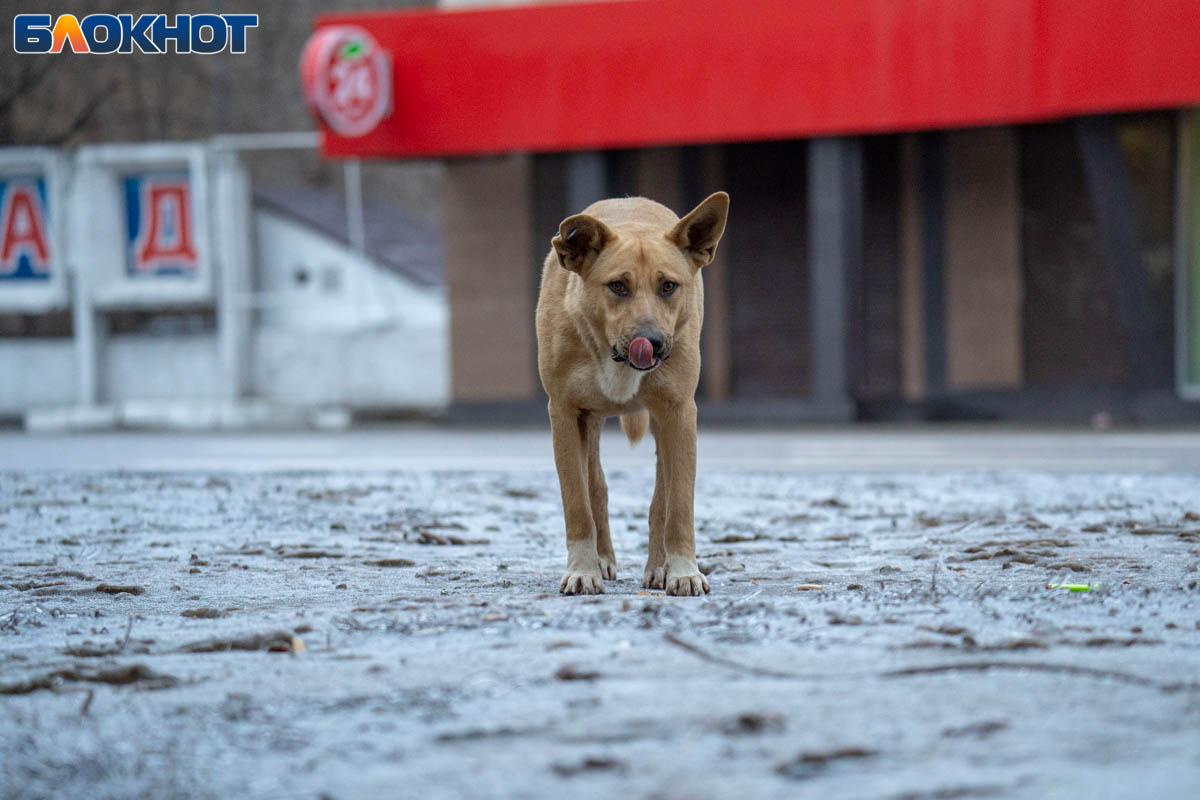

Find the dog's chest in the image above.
[{"left": 596, "top": 360, "right": 645, "bottom": 404}]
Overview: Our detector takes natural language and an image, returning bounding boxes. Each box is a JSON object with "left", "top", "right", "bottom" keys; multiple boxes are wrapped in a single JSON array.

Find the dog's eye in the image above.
[
  {"left": 607, "top": 281, "right": 629, "bottom": 297},
  {"left": 661, "top": 281, "right": 677, "bottom": 296}
]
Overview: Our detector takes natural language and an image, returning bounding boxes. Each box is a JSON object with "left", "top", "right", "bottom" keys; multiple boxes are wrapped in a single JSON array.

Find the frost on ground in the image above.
[{"left": 1, "top": 468, "right": 1199, "bottom": 799}]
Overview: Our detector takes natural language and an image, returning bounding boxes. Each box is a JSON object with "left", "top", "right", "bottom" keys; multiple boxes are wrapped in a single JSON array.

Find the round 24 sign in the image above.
[{"left": 301, "top": 26, "right": 392, "bottom": 138}]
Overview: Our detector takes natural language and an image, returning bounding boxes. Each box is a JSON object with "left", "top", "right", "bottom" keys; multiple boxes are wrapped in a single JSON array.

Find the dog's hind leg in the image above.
[
  {"left": 642, "top": 420, "right": 668, "bottom": 589},
  {"left": 584, "top": 414, "right": 618, "bottom": 580},
  {"left": 550, "top": 402, "right": 605, "bottom": 594}
]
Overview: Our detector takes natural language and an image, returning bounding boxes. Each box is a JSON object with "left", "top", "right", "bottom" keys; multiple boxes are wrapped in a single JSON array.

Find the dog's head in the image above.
[{"left": 551, "top": 192, "right": 729, "bottom": 372}]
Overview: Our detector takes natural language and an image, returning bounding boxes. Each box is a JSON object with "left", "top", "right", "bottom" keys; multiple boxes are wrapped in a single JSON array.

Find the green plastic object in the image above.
[{"left": 1046, "top": 583, "right": 1095, "bottom": 592}]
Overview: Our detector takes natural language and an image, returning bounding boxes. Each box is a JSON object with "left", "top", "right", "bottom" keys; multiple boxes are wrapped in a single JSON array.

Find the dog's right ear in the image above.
[
  {"left": 670, "top": 191, "right": 729, "bottom": 269},
  {"left": 552, "top": 214, "right": 612, "bottom": 274}
]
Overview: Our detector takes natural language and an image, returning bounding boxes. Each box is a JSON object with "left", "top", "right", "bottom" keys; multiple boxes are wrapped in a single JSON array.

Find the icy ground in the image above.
[{"left": 1, "top": 428, "right": 1199, "bottom": 799}]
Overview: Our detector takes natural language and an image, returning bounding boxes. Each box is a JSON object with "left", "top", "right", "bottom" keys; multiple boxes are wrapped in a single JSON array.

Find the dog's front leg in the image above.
[
  {"left": 655, "top": 400, "right": 710, "bottom": 596},
  {"left": 549, "top": 402, "right": 605, "bottom": 594}
]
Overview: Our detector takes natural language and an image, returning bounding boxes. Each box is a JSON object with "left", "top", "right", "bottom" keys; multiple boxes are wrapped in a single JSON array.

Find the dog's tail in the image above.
[{"left": 619, "top": 409, "right": 650, "bottom": 447}]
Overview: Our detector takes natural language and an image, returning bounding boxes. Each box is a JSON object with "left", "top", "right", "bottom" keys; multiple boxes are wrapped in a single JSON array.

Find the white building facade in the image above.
[{"left": 0, "top": 137, "right": 448, "bottom": 429}]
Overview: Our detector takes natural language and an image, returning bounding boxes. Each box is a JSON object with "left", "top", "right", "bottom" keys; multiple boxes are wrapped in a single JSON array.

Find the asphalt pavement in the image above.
[{"left": 2, "top": 426, "right": 1198, "bottom": 799}]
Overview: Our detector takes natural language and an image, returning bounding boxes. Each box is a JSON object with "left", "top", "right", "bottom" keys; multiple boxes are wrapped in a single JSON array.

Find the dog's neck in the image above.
[
  {"left": 566, "top": 300, "right": 646, "bottom": 405},
  {"left": 596, "top": 358, "right": 645, "bottom": 404}
]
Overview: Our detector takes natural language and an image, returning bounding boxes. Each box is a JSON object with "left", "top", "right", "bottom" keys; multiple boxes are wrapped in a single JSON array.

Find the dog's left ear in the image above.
[
  {"left": 669, "top": 191, "right": 729, "bottom": 268},
  {"left": 552, "top": 214, "right": 612, "bottom": 274}
]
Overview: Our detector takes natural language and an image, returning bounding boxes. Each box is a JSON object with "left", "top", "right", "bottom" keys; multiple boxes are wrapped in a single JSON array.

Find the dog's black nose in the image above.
[{"left": 636, "top": 329, "right": 666, "bottom": 356}]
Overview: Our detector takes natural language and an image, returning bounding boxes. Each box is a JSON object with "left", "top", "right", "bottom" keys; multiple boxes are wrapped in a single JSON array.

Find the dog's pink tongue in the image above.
[{"left": 629, "top": 337, "right": 655, "bottom": 369}]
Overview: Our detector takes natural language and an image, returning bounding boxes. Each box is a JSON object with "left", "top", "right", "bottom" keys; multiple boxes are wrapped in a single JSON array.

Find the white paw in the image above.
[
  {"left": 560, "top": 568, "right": 605, "bottom": 595},
  {"left": 642, "top": 565, "right": 666, "bottom": 590},
  {"left": 664, "top": 560, "right": 709, "bottom": 596},
  {"left": 598, "top": 555, "right": 618, "bottom": 581}
]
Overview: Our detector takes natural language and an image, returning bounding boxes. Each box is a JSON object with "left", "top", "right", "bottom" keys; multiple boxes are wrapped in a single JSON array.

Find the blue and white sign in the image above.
[
  {"left": 0, "top": 176, "right": 52, "bottom": 282},
  {"left": 124, "top": 172, "right": 198, "bottom": 278}
]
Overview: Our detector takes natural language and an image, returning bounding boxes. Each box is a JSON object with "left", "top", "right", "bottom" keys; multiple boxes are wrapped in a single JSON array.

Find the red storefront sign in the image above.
[
  {"left": 305, "top": 0, "right": 1200, "bottom": 159},
  {"left": 300, "top": 25, "right": 392, "bottom": 138}
]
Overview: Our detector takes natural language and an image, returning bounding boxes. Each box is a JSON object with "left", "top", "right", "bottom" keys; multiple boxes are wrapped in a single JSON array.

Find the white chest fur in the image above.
[{"left": 596, "top": 359, "right": 645, "bottom": 404}]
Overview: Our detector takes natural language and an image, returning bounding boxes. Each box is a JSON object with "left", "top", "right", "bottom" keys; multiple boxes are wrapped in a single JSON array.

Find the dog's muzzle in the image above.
[{"left": 612, "top": 333, "right": 670, "bottom": 371}]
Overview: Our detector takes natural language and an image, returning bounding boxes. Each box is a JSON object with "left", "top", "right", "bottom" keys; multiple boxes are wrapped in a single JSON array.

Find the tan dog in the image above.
[{"left": 535, "top": 192, "right": 730, "bottom": 596}]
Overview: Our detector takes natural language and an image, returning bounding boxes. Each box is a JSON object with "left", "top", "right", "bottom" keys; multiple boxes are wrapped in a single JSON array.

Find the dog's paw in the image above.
[
  {"left": 598, "top": 555, "right": 618, "bottom": 581},
  {"left": 642, "top": 565, "right": 665, "bottom": 590},
  {"left": 666, "top": 573, "right": 709, "bottom": 596},
  {"left": 560, "top": 569, "right": 605, "bottom": 595},
  {"left": 664, "top": 559, "right": 710, "bottom": 597}
]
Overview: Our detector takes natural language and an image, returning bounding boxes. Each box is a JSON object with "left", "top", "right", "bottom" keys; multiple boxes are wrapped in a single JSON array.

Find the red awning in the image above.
[{"left": 311, "top": 0, "right": 1200, "bottom": 159}]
